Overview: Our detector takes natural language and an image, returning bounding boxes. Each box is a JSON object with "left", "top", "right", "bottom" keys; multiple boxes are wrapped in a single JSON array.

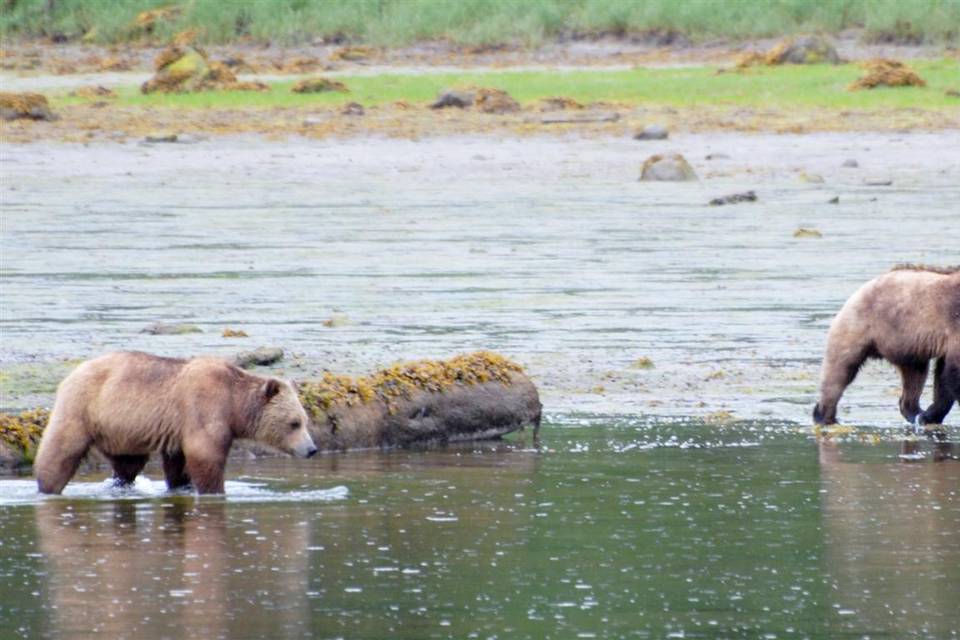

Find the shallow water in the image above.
[{"left": 1, "top": 419, "right": 958, "bottom": 639}]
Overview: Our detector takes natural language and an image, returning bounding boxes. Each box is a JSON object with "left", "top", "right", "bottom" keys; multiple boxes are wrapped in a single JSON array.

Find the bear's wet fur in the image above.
[
  {"left": 34, "top": 351, "right": 317, "bottom": 494},
  {"left": 813, "top": 265, "right": 960, "bottom": 426}
]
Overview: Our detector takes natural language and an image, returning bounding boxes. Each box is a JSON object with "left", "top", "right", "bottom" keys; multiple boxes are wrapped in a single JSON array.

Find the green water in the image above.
[{"left": 1, "top": 417, "right": 957, "bottom": 639}]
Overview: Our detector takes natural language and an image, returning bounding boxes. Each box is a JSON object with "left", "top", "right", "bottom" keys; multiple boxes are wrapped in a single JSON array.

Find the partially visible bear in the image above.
[
  {"left": 813, "top": 265, "right": 960, "bottom": 426},
  {"left": 34, "top": 351, "right": 317, "bottom": 494}
]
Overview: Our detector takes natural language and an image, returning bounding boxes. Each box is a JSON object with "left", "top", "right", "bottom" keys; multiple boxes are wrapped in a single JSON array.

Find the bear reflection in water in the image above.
[
  {"left": 34, "top": 500, "right": 312, "bottom": 639},
  {"left": 817, "top": 439, "right": 960, "bottom": 637}
]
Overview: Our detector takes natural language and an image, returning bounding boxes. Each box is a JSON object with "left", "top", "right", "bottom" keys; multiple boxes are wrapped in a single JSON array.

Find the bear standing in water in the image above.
[
  {"left": 34, "top": 351, "right": 317, "bottom": 494},
  {"left": 813, "top": 265, "right": 960, "bottom": 427}
]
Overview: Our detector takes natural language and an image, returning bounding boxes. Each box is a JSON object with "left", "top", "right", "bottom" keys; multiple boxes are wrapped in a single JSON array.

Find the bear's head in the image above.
[{"left": 254, "top": 378, "right": 317, "bottom": 458}]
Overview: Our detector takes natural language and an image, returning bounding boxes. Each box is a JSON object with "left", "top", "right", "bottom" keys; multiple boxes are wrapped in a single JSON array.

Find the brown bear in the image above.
[
  {"left": 813, "top": 265, "right": 960, "bottom": 426},
  {"left": 34, "top": 351, "right": 317, "bottom": 495}
]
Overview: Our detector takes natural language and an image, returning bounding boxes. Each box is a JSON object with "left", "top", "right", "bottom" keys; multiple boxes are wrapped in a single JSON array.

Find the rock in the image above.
[
  {"left": 639, "top": 153, "right": 698, "bottom": 182},
  {"left": 828, "top": 196, "right": 840, "bottom": 204},
  {"left": 705, "top": 153, "right": 731, "bottom": 160},
  {"left": 291, "top": 77, "right": 348, "bottom": 94},
  {"left": 302, "top": 116, "right": 324, "bottom": 126},
  {"left": 222, "top": 328, "right": 249, "bottom": 338},
  {"left": 234, "top": 347, "right": 284, "bottom": 369},
  {"left": 430, "top": 89, "right": 475, "bottom": 109},
  {"left": 140, "top": 322, "right": 203, "bottom": 335},
  {"left": 299, "top": 352, "right": 541, "bottom": 451},
  {"left": 841, "top": 159, "right": 859, "bottom": 168},
  {"left": 864, "top": 177, "right": 893, "bottom": 186},
  {"left": 341, "top": 102, "right": 365, "bottom": 116},
  {"left": 633, "top": 124, "right": 669, "bottom": 140},
  {"left": 0, "top": 92, "right": 57, "bottom": 121},
  {"left": 709, "top": 190, "right": 757, "bottom": 206},
  {"left": 143, "top": 133, "right": 179, "bottom": 143},
  {"left": 765, "top": 35, "right": 841, "bottom": 65}
]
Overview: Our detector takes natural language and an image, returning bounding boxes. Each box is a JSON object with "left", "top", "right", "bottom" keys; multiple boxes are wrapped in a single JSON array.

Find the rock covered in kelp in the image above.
[
  {"left": 848, "top": 59, "right": 926, "bottom": 90},
  {"left": 291, "top": 77, "right": 349, "bottom": 94},
  {"left": 298, "top": 351, "right": 541, "bottom": 451},
  {"left": 430, "top": 87, "right": 521, "bottom": 114},
  {"left": 737, "top": 35, "right": 840, "bottom": 68},
  {"left": 0, "top": 408, "right": 49, "bottom": 471},
  {"left": 639, "top": 153, "right": 698, "bottom": 182},
  {"left": 0, "top": 92, "right": 57, "bottom": 121},
  {"left": 141, "top": 45, "right": 270, "bottom": 94}
]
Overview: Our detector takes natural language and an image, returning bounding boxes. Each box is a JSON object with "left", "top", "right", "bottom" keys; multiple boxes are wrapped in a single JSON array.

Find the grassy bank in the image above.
[
  {"left": 55, "top": 60, "right": 960, "bottom": 111},
  {"left": 3, "top": 0, "right": 960, "bottom": 46}
]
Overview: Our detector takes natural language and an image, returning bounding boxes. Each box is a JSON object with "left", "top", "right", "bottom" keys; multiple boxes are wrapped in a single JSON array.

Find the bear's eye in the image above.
[{"left": 289, "top": 420, "right": 301, "bottom": 431}]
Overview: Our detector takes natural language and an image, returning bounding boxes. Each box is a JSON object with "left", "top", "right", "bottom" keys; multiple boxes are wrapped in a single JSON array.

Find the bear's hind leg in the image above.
[
  {"left": 110, "top": 454, "right": 149, "bottom": 486},
  {"left": 162, "top": 450, "right": 192, "bottom": 490},
  {"left": 922, "top": 353, "right": 959, "bottom": 426},
  {"left": 896, "top": 360, "right": 929, "bottom": 424},
  {"left": 34, "top": 418, "right": 92, "bottom": 495}
]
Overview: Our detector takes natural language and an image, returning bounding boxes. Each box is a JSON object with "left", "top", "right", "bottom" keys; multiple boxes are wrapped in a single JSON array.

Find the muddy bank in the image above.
[{"left": 2, "top": 132, "right": 957, "bottom": 428}]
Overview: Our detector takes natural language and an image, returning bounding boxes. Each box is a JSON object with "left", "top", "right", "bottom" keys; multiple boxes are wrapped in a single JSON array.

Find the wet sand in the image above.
[{"left": 2, "top": 131, "right": 958, "bottom": 427}]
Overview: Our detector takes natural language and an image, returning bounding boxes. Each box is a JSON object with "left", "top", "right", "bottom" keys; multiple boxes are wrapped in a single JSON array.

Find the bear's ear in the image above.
[{"left": 263, "top": 378, "right": 282, "bottom": 400}]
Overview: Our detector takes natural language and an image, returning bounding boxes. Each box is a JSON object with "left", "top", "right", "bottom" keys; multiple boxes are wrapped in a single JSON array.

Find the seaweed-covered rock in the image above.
[
  {"left": 141, "top": 45, "right": 270, "bottom": 94},
  {"left": 639, "top": 153, "right": 698, "bottom": 182},
  {"left": 738, "top": 35, "right": 840, "bottom": 68},
  {"left": 0, "top": 92, "right": 57, "bottom": 121},
  {"left": 849, "top": 59, "right": 926, "bottom": 90},
  {"left": 766, "top": 35, "right": 840, "bottom": 65},
  {"left": 298, "top": 351, "right": 541, "bottom": 451},
  {"left": 0, "top": 408, "right": 48, "bottom": 471}
]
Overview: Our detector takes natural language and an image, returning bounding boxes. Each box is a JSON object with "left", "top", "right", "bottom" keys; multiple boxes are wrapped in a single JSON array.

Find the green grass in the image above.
[
  {"left": 2, "top": 0, "right": 959, "bottom": 46},
  {"left": 54, "top": 60, "right": 960, "bottom": 111}
]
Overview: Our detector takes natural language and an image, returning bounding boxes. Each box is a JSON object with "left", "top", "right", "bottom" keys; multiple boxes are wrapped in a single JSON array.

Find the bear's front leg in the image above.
[{"left": 183, "top": 429, "right": 230, "bottom": 495}]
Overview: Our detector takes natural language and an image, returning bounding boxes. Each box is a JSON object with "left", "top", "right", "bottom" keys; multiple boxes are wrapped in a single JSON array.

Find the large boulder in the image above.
[
  {"left": 298, "top": 351, "right": 541, "bottom": 451},
  {"left": 639, "top": 153, "right": 698, "bottom": 182}
]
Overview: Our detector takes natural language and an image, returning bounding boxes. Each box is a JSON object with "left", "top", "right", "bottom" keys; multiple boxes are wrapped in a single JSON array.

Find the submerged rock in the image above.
[
  {"left": 0, "top": 92, "right": 56, "bottom": 121},
  {"left": 299, "top": 351, "right": 541, "bottom": 451},
  {"left": 639, "top": 153, "right": 698, "bottom": 182},
  {"left": 234, "top": 347, "right": 284, "bottom": 369},
  {"left": 140, "top": 322, "right": 203, "bottom": 335}
]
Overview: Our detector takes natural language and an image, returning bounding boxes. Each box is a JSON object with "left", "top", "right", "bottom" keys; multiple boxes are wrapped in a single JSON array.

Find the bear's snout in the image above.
[{"left": 305, "top": 446, "right": 318, "bottom": 458}]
